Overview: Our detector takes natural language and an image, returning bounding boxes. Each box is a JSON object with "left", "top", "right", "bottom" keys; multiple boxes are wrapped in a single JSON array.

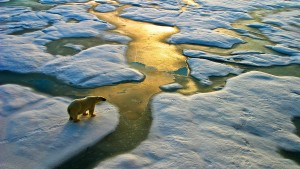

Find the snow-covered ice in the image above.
[
  {"left": 0, "top": 35, "right": 56, "bottom": 73},
  {"left": 168, "top": 29, "right": 244, "bottom": 48},
  {"left": 95, "top": 4, "right": 117, "bottom": 13},
  {"left": 160, "top": 83, "right": 183, "bottom": 92},
  {"left": 265, "top": 44, "right": 300, "bottom": 56},
  {"left": 41, "top": 45, "right": 145, "bottom": 88},
  {"left": 255, "top": 9, "right": 300, "bottom": 49},
  {"left": 0, "top": 84, "right": 119, "bottom": 169},
  {"left": 187, "top": 58, "right": 243, "bottom": 85},
  {"left": 96, "top": 71, "right": 300, "bottom": 169},
  {"left": 40, "top": 0, "right": 88, "bottom": 4},
  {"left": 0, "top": 34, "right": 142, "bottom": 88},
  {"left": 183, "top": 49, "right": 300, "bottom": 67}
]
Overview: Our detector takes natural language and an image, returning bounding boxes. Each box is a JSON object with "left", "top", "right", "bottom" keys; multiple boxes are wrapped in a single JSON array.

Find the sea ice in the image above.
[
  {"left": 0, "top": 35, "right": 56, "bottom": 73},
  {"left": 95, "top": 4, "right": 117, "bottom": 13},
  {"left": 256, "top": 10, "right": 300, "bottom": 49},
  {"left": 265, "top": 44, "right": 300, "bottom": 56},
  {"left": 0, "top": 84, "right": 119, "bottom": 169},
  {"left": 96, "top": 71, "right": 300, "bottom": 169},
  {"left": 41, "top": 45, "right": 145, "bottom": 88},
  {"left": 183, "top": 49, "right": 300, "bottom": 67},
  {"left": 187, "top": 58, "right": 243, "bottom": 85},
  {"left": 168, "top": 29, "right": 244, "bottom": 48},
  {"left": 40, "top": 0, "right": 88, "bottom": 4},
  {"left": 160, "top": 83, "right": 183, "bottom": 92}
]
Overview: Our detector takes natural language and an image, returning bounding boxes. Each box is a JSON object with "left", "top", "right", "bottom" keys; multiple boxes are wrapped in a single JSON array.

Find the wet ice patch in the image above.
[
  {"left": 64, "top": 43, "right": 85, "bottom": 51},
  {"left": 187, "top": 58, "right": 243, "bottom": 85},
  {"left": 96, "top": 71, "right": 300, "bottom": 168},
  {"left": 41, "top": 45, "right": 145, "bottom": 88},
  {"left": 0, "top": 84, "right": 119, "bottom": 169}
]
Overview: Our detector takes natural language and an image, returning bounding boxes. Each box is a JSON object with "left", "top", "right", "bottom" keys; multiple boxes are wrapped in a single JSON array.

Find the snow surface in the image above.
[
  {"left": 41, "top": 45, "right": 145, "bottom": 88},
  {"left": 256, "top": 9, "right": 300, "bottom": 49},
  {"left": 265, "top": 44, "right": 300, "bottom": 56},
  {"left": 40, "top": 0, "right": 88, "bottom": 4},
  {"left": 0, "top": 35, "right": 56, "bottom": 73},
  {"left": 0, "top": 5, "right": 139, "bottom": 88},
  {"left": 159, "top": 83, "right": 183, "bottom": 92},
  {"left": 0, "top": 84, "right": 119, "bottom": 169},
  {"left": 96, "top": 71, "right": 300, "bottom": 168},
  {"left": 187, "top": 58, "right": 243, "bottom": 85},
  {"left": 95, "top": 4, "right": 117, "bottom": 13},
  {"left": 183, "top": 49, "right": 300, "bottom": 67}
]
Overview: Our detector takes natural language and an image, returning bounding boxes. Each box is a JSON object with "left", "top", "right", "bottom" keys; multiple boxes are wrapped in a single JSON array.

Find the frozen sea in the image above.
[{"left": 0, "top": 0, "right": 300, "bottom": 169}]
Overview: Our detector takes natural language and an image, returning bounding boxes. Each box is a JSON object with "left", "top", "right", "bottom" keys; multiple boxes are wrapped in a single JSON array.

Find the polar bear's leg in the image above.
[
  {"left": 73, "top": 114, "right": 80, "bottom": 122},
  {"left": 83, "top": 111, "right": 89, "bottom": 116},
  {"left": 89, "top": 107, "right": 96, "bottom": 117},
  {"left": 71, "top": 109, "right": 80, "bottom": 122}
]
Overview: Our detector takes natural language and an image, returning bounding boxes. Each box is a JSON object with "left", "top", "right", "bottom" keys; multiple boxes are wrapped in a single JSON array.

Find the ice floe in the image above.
[
  {"left": 0, "top": 34, "right": 142, "bottom": 87},
  {"left": 168, "top": 29, "right": 244, "bottom": 48},
  {"left": 0, "top": 35, "right": 56, "bottom": 73},
  {"left": 0, "top": 84, "right": 119, "bottom": 169},
  {"left": 183, "top": 49, "right": 300, "bottom": 67},
  {"left": 95, "top": 4, "right": 117, "bottom": 13},
  {"left": 40, "top": 0, "right": 88, "bottom": 4},
  {"left": 41, "top": 45, "right": 145, "bottom": 88},
  {"left": 160, "top": 83, "right": 183, "bottom": 92},
  {"left": 96, "top": 71, "right": 300, "bottom": 168},
  {"left": 187, "top": 58, "right": 243, "bottom": 85},
  {"left": 265, "top": 44, "right": 300, "bottom": 56},
  {"left": 255, "top": 9, "right": 300, "bottom": 49}
]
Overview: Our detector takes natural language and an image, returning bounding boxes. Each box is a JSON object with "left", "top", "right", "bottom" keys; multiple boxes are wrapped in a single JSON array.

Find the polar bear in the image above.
[{"left": 67, "top": 96, "right": 106, "bottom": 122}]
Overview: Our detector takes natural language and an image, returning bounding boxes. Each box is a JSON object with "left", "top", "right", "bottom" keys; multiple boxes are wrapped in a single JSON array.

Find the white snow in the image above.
[
  {"left": 95, "top": 4, "right": 117, "bottom": 13},
  {"left": 160, "top": 83, "right": 183, "bottom": 91},
  {"left": 265, "top": 44, "right": 300, "bottom": 56},
  {"left": 0, "top": 5, "right": 138, "bottom": 88},
  {"left": 0, "top": 35, "right": 56, "bottom": 73},
  {"left": 96, "top": 71, "right": 300, "bottom": 169},
  {"left": 255, "top": 10, "right": 300, "bottom": 49},
  {"left": 0, "top": 84, "right": 119, "bottom": 169},
  {"left": 40, "top": 0, "right": 88, "bottom": 4},
  {"left": 41, "top": 45, "right": 145, "bottom": 88},
  {"left": 187, "top": 58, "right": 243, "bottom": 85},
  {"left": 183, "top": 49, "right": 300, "bottom": 67},
  {"left": 168, "top": 29, "right": 244, "bottom": 48}
]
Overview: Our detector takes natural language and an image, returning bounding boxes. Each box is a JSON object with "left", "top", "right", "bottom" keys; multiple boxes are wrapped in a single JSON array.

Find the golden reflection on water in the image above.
[
  {"left": 87, "top": 2, "right": 202, "bottom": 120},
  {"left": 90, "top": 4, "right": 186, "bottom": 71}
]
